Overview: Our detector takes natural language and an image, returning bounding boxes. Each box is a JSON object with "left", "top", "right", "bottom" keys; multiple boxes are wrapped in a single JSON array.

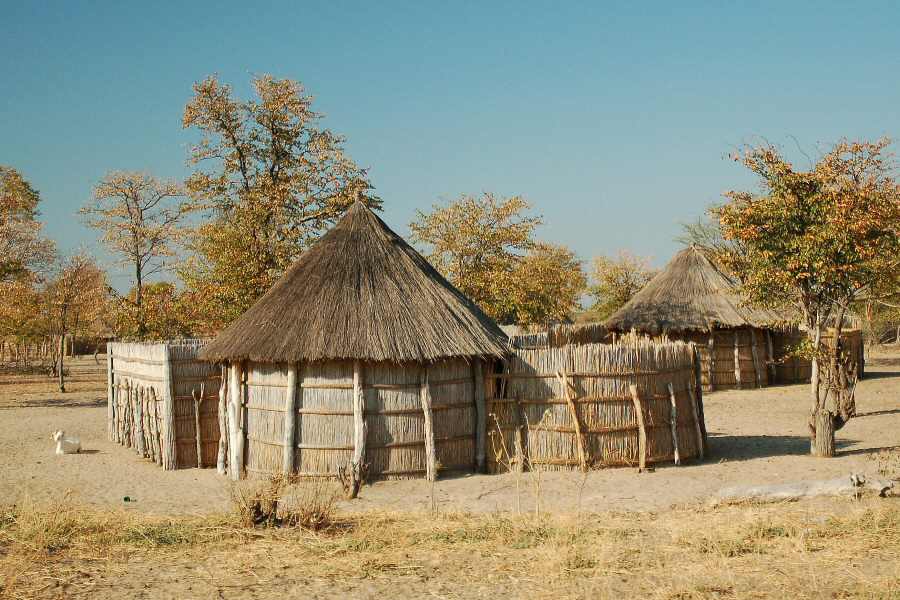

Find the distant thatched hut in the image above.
[
  {"left": 604, "top": 246, "right": 787, "bottom": 391},
  {"left": 200, "top": 202, "right": 507, "bottom": 481}
]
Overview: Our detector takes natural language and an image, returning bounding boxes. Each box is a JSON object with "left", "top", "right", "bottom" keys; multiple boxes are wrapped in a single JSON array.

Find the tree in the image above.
[
  {"left": 508, "top": 242, "right": 587, "bottom": 325},
  {"left": 180, "top": 74, "right": 376, "bottom": 330},
  {"left": 588, "top": 251, "right": 657, "bottom": 320},
  {"left": 410, "top": 193, "right": 586, "bottom": 325},
  {"left": 716, "top": 138, "right": 900, "bottom": 456},
  {"left": 0, "top": 167, "right": 55, "bottom": 283},
  {"left": 42, "top": 254, "right": 108, "bottom": 391},
  {"left": 81, "top": 171, "right": 188, "bottom": 338},
  {"left": 113, "top": 282, "right": 194, "bottom": 340}
]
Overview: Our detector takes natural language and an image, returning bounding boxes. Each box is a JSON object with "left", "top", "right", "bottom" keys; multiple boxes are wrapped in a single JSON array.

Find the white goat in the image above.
[{"left": 52, "top": 430, "right": 81, "bottom": 455}]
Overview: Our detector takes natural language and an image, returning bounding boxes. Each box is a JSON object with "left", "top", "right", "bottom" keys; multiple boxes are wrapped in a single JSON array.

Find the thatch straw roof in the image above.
[
  {"left": 200, "top": 202, "right": 507, "bottom": 363},
  {"left": 604, "top": 246, "right": 786, "bottom": 334}
]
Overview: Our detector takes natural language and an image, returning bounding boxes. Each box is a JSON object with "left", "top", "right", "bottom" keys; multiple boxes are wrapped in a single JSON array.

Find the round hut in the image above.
[
  {"left": 604, "top": 246, "right": 786, "bottom": 391},
  {"left": 200, "top": 202, "right": 507, "bottom": 481}
]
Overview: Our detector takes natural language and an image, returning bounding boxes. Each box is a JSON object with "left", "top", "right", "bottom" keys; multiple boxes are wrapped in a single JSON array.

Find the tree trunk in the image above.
[
  {"left": 813, "top": 409, "right": 835, "bottom": 457},
  {"left": 135, "top": 262, "right": 145, "bottom": 338},
  {"left": 809, "top": 324, "right": 822, "bottom": 456},
  {"left": 58, "top": 334, "right": 65, "bottom": 392}
]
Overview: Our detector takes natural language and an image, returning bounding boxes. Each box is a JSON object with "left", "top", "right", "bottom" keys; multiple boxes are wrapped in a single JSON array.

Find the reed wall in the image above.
[
  {"left": 239, "top": 358, "right": 481, "bottom": 480},
  {"left": 486, "top": 341, "right": 705, "bottom": 472},
  {"left": 677, "top": 327, "right": 772, "bottom": 392},
  {"left": 108, "top": 340, "right": 221, "bottom": 470},
  {"left": 508, "top": 323, "right": 611, "bottom": 349},
  {"left": 772, "top": 328, "right": 864, "bottom": 383}
]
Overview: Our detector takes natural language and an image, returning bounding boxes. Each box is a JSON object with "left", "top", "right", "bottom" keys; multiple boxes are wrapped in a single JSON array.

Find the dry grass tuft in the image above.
[{"left": 230, "top": 475, "right": 341, "bottom": 530}]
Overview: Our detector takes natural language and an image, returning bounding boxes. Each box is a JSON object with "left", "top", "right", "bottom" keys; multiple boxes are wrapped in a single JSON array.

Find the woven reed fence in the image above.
[
  {"left": 107, "top": 340, "right": 221, "bottom": 470},
  {"left": 226, "top": 358, "right": 488, "bottom": 480},
  {"left": 772, "top": 328, "right": 864, "bottom": 383},
  {"left": 677, "top": 327, "right": 773, "bottom": 392},
  {"left": 507, "top": 323, "right": 611, "bottom": 349},
  {"left": 486, "top": 341, "right": 706, "bottom": 472}
]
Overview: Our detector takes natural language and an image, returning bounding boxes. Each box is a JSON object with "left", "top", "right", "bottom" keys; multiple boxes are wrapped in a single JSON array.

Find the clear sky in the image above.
[{"left": 3, "top": 1, "right": 899, "bottom": 290}]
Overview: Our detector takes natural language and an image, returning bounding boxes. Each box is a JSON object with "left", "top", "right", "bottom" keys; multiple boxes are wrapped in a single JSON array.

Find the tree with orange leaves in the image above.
[{"left": 716, "top": 138, "right": 900, "bottom": 456}]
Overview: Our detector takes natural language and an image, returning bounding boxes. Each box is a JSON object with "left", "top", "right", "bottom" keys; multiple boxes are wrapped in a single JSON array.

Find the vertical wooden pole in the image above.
[
  {"left": 472, "top": 360, "right": 486, "bottom": 473},
  {"left": 733, "top": 331, "right": 742, "bottom": 389},
  {"left": 216, "top": 365, "right": 228, "bottom": 476},
  {"left": 707, "top": 335, "right": 716, "bottom": 391},
  {"left": 146, "top": 388, "right": 157, "bottom": 464},
  {"left": 107, "top": 344, "right": 115, "bottom": 442},
  {"left": 750, "top": 328, "right": 762, "bottom": 388},
  {"left": 687, "top": 372, "right": 704, "bottom": 458},
  {"left": 228, "top": 361, "right": 244, "bottom": 480},
  {"left": 559, "top": 370, "right": 587, "bottom": 472},
  {"left": 57, "top": 335, "right": 65, "bottom": 392},
  {"left": 283, "top": 363, "right": 298, "bottom": 475},
  {"left": 192, "top": 385, "right": 204, "bottom": 468},
  {"left": 162, "top": 345, "right": 177, "bottom": 470},
  {"left": 351, "top": 360, "right": 366, "bottom": 473},
  {"left": 629, "top": 384, "right": 647, "bottom": 471},
  {"left": 766, "top": 330, "right": 776, "bottom": 384},
  {"left": 667, "top": 382, "right": 681, "bottom": 466},
  {"left": 420, "top": 366, "right": 437, "bottom": 481},
  {"left": 135, "top": 386, "right": 146, "bottom": 457}
]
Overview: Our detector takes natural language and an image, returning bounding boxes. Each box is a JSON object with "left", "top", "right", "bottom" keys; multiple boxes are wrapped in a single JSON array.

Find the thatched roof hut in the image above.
[
  {"left": 605, "top": 245, "right": 784, "bottom": 335},
  {"left": 605, "top": 246, "right": 785, "bottom": 391},
  {"left": 201, "top": 202, "right": 507, "bottom": 482},
  {"left": 201, "top": 202, "right": 506, "bottom": 364}
]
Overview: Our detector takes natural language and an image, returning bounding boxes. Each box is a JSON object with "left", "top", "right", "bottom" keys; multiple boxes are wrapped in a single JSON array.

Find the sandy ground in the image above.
[{"left": 1, "top": 351, "right": 898, "bottom": 516}]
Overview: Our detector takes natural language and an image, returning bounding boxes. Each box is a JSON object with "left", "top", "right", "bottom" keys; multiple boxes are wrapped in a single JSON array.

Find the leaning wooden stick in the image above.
[
  {"left": 558, "top": 370, "right": 587, "bottom": 472},
  {"left": 192, "top": 383, "right": 204, "bottom": 469},
  {"left": 667, "top": 382, "right": 681, "bottom": 466},
  {"left": 629, "top": 384, "right": 647, "bottom": 471}
]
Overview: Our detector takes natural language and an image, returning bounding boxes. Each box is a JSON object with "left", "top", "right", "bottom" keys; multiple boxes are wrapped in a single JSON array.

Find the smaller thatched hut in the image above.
[
  {"left": 605, "top": 246, "right": 787, "bottom": 391},
  {"left": 200, "top": 202, "right": 508, "bottom": 481}
]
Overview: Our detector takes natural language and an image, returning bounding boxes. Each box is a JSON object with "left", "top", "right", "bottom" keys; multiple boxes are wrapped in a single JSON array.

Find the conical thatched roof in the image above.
[
  {"left": 200, "top": 202, "right": 507, "bottom": 363},
  {"left": 604, "top": 246, "right": 786, "bottom": 334}
]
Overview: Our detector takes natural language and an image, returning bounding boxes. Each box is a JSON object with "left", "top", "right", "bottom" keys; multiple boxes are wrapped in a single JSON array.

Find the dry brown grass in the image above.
[
  {"left": 1, "top": 494, "right": 899, "bottom": 599},
  {"left": 229, "top": 475, "right": 341, "bottom": 530}
]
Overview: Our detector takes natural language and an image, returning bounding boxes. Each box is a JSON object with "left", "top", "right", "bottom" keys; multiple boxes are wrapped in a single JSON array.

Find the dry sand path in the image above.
[{"left": 1, "top": 353, "right": 897, "bottom": 515}]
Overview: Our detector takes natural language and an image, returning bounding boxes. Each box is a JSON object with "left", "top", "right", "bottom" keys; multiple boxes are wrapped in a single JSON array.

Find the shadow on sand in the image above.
[
  {"left": 3, "top": 397, "right": 106, "bottom": 409},
  {"left": 704, "top": 433, "right": 875, "bottom": 462}
]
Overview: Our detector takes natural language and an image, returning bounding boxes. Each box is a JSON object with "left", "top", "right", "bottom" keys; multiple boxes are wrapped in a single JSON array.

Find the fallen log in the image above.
[{"left": 711, "top": 473, "right": 894, "bottom": 505}]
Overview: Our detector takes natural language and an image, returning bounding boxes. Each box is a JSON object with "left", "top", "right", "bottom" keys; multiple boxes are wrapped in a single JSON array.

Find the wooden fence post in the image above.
[
  {"left": 558, "top": 370, "right": 587, "bottom": 472},
  {"left": 750, "top": 329, "right": 762, "bottom": 387},
  {"left": 420, "top": 366, "right": 437, "bottom": 481},
  {"left": 216, "top": 365, "right": 228, "bottom": 476},
  {"left": 766, "top": 330, "right": 776, "bottom": 383},
  {"left": 472, "top": 360, "right": 487, "bottom": 473},
  {"left": 629, "top": 384, "right": 647, "bottom": 471},
  {"left": 667, "top": 383, "right": 681, "bottom": 466},
  {"left": 707, "top": 335, "right": 715, "bottom": 392},
  {"left": 162, "top": 345, "right": 177, "bottom": 470},
  {"left": 687, "top": 372, "right": 704, "bottom": 459},
  {"left": 135, "top": 386, "right": 146, "bottom": 457},
  {"left": 283, "top": 363, "right": 298, "bottom": 475},
  {"left": 733, "top": 331, "right": 742, "bottom": 389},
  {"left": 192, "top": 384, "right": 204, "bottom": 468},
  {"left": 107, "top": 344, "right": 115, "bottom": 442},
  {"left": 228, "top": 361, "right": 244, "bottom": 480}
]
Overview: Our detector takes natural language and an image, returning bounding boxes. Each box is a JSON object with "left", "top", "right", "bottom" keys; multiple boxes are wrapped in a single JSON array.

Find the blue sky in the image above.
[{"left": 3, "top": 1, "right": 898, "bottom": 290}]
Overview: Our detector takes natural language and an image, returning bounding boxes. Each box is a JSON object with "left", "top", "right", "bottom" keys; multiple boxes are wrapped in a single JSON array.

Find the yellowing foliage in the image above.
[{"left": 410, "top": 194, "right": 585, "bottom": 326}]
